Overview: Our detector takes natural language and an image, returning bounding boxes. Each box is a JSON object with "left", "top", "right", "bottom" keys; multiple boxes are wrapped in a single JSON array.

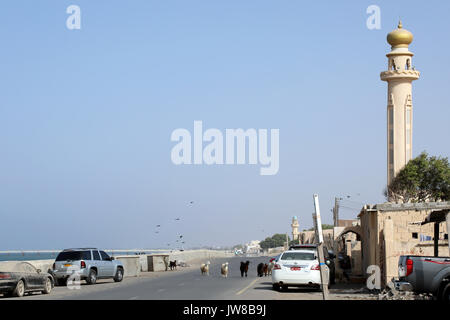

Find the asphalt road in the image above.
[
  {"left": 73, "top": 256, "right": 275, "bottom": 300},
  {"left": 2, "top": 256, "right": 373, "bottom": 300}
]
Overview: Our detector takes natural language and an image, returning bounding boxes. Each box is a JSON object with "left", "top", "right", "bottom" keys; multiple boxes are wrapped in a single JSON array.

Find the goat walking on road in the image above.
[
  {"left": 268, "top": 261, "right": 274, "bottom": 276},
  {"left": 221, "top": 262, "right": 229, "bottom": 278},
  {"left": 263, "top": 263, "right": 269, "bottom": 276},
  {"left": 200, "top": 261, "right": 211, "bottom": 275},
  {"left": 257, "top": 263, "right": 265, "bottom": 277},
  {"left": 240, "top": 261, "right": 250, "bottom": 277}
]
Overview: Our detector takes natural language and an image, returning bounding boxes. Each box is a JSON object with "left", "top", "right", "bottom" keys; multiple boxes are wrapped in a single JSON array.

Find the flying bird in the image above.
[
  {"left": 175, "top": 218, "right": 180, "bottom": 221},
  {"left": 156, "top": 225, "right": 161, "bottom": 227},
  {"left": 179, "top": 235, "right": 183, "bottom": 238}
]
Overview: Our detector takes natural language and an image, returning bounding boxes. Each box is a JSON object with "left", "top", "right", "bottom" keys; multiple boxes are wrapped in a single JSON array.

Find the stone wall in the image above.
[
  {"left": 168, "top": 249, "right": 234, "bottom": 265},
  {"left": 360, "top": 204, "right": 449, "bottom": 286},
  {"left": 380, "top": 211, "right": 448, "bottom": 283},
  {"left": 350, "top": 241, "right": 362, "bottom": 276},
  {"left": 380, "top": 210, "right": 447, "bottom": 254}
]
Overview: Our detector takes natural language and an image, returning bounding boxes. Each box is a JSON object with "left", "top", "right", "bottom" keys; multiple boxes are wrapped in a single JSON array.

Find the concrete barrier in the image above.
[
  {"left": 139, "top": 255, "right": 148, "bottom": 272},
  {"left": 138, "top": 250, "right": 233, "bottom": 272},
  {"left": 0, "top": 259, "right": 54, "bottom": 273},
  {"left": 147, "top": 255, "right": 169, "bottom": 272},
  {"left": 115, "top": 255, "right": 141, "bottom": 277},
  {"left": 168, "top": 249, "right": 234, "bottom": 265}
]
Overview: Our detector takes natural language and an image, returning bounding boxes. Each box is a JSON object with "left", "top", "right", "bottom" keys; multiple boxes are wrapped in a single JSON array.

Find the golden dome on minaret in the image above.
[{"left": 387, "top": 20, "right": 413, "bottom": 48}]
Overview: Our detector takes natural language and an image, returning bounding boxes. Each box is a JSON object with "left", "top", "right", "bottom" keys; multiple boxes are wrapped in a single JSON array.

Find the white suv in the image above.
[
  {"left": 52, "top": 248, "right": 124, "bottom": 286},
  {"left": 271, "top": 249, "right": 329, "bottom": 291}
]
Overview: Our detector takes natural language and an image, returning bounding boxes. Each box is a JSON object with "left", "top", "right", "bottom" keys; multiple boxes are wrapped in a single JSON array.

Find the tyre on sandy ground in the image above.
[
  {"left": 85, "top": 269, "right": 97, "bottom": 285},
  {"left": 441, "top": 282, "right": 450, "bottom": 301},
  {"left": 114, "top": 268, "right": 124, "bottom": 282},
  {"left": 42, "top": 277, "right": 53, "bottom": 294},
  {"left": 12, "top": 280, "right": 25, "bottom": 297}
]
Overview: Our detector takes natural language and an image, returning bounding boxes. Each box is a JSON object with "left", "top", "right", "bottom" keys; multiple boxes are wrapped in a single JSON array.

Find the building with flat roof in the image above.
[{"left": 359, "top": 202, "right": 449, "bottom": 286}]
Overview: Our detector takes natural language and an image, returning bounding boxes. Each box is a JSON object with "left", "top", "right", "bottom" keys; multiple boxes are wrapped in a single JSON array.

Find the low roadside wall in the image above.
[
  {"left": 168, "top": 249, "right": 234, "bottom": 265},
  {"left": 147, "top": 255, "right": 169, "bottom": 272},
  {"left": 115, "top": 255, "right": 141, "bottom": 277},
  {"left": 133, "top": 250, "right": 234, "bottom": 273},
  {"left": 0, "top": 259, "right": 54, "bottom": 273},
  {"left": 139, "top": 255, "right": 148, "bottom": 272},
  {"left": 0, "top": 250, "right": 234, "bottom": 276}
]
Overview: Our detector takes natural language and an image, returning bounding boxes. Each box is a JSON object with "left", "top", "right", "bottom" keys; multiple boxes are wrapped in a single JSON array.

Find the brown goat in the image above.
[{"left": 263, "top": 263, "right": 269, "bottom": 276}]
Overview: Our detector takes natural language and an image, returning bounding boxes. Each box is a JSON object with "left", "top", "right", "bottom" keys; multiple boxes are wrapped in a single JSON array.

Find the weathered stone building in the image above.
[{"left": 359, "top": 202, "right": 449, "bottom": 286}]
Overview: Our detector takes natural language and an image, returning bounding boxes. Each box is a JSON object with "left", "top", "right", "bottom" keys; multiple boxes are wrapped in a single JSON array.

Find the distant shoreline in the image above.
[
  {"left": 0, "top": 249, "right": 171, "bottom": 262},
  {"left": 0, "top": 248, "right": 231, "bottom": 262},
  {"left": 0, "top": 249, "right": 170, "bottom": 254}
]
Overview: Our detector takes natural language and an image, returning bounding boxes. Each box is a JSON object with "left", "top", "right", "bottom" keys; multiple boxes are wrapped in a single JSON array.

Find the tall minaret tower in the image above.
[
  {"left": 380, "top": 21, "right": 420, "bottom": 188},
  {"left": 291, "top": 216, "right": 299, "bottom": 243}
]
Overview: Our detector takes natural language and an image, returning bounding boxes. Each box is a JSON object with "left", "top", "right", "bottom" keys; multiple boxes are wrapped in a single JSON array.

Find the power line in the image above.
[
  {"left": 339, "top": 205, "right": 361, "bottom": 211},
  {"left": 340, "top": 199, "right": 366, "bottom": 206}
]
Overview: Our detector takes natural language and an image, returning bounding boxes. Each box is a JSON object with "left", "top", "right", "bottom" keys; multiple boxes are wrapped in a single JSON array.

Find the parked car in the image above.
[
  {"left": 289, "top": 244, "right": 336, "bottom": 284},
  {"left": 52, "top": 248, "right": 124, "bottom": 286},
  {"left": 397, "top": 255, "right": 450, "bottom": 300},
  {"left": 0, "top": 262, "right": 54, "bottom": 297},
  {"left": 271, "top": 249, "right": 330, "bottom": 291}
]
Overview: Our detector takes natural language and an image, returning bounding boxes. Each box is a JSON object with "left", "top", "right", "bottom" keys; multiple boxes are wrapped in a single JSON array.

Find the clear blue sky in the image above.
[{"left": 1, "top": 1, "right": 449, "bottom": 250}]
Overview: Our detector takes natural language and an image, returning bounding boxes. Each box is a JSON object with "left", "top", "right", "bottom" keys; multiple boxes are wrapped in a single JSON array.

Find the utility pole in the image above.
[
  {"left": 333, "top": 197, "right": 340, "bottom": 227},
  {"left": 313, "top": 194, "right": 330, "bottom": 300},
  {"left": 332, "top": 197, "right": 343, "bottom": 281},
  {"left": 285, "top": 233, "right": 289, "bottom": 250}
]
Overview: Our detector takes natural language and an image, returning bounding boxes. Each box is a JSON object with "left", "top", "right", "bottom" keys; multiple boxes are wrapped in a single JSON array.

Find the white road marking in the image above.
[
  {"left": 178, "top": 283, "right": 185, "bottom": 286},
  {"left": 157, "top": 288, "right": 165, "bottom": 292},
  {"left": 128, "top": 296, "right": 139, "bottom": 300},
  {"left": 236, "top": 279, "right": 258, "bottom": 296}
]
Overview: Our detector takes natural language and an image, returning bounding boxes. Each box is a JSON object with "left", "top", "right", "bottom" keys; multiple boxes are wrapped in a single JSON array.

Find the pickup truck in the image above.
[{"left": 397, "top": 255, "right": 450, "bottom": 300}]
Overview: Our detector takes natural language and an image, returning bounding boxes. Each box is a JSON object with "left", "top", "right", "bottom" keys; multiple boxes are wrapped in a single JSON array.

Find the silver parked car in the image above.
[{"left": 52, "top": 248, "right": 124, "bottom": 286}]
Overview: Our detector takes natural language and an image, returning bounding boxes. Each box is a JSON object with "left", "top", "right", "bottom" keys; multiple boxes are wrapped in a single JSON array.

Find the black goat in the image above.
[{"left": 240, "top": 261, "right": 250, "bottom": 277}]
